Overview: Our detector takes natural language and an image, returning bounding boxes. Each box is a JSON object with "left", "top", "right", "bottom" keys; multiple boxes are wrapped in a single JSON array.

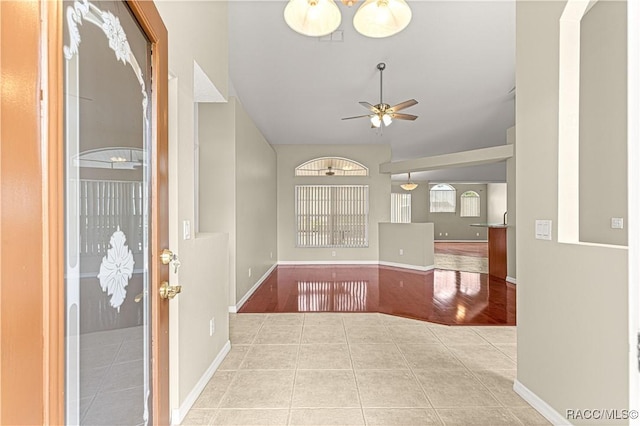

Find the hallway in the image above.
[{"left": 182, "top": 313, "right": 546, "bottom": 425}]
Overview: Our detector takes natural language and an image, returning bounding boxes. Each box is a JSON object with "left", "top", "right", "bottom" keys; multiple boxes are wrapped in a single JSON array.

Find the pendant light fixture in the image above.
[
  {"left": 284, "top": 0, "right": 342, "bottom": 37},
  {"left": 400, "top": 172, "right": 418, "bottom": 191},
  {"left": 353, "top": 0, "right": 412, "bottom": 38}
]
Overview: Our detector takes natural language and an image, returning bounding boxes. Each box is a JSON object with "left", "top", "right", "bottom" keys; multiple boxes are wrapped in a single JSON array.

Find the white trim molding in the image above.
[
  {"left": 278, "top": 260, "right": 379, "bottom": 266},
  {"left": 171, "top": 340, "right": 231, "bottom": 426},
  {"left": 506, "top": 276, "right": 517, "bottom": 285},
  {"left": 378, "top": 261, "right": 434, "bottom": 272},
  {"left": 513, "top": 380, "right": 572, "bottom": 426},
  {"left": 434, "top": 239, "right": 488, "bottom": 243},
  {"left": 229, "top": 263, "right": 278, "bottom": 313}
]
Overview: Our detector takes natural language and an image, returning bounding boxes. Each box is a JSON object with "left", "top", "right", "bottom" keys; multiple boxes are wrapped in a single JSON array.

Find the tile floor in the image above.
[{"left": 182, "top": 313, "right": 548, "bottom": 425}]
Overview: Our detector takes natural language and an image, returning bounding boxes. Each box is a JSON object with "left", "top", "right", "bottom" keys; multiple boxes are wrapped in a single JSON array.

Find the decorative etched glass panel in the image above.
[{"left": 63, "top": 1, "right": 152, "bottom": 424}]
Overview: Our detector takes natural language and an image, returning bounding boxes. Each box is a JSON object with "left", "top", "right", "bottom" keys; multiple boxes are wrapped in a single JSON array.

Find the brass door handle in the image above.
[{"left": 159, "top": 281, "right": 182, "bottom": 299}]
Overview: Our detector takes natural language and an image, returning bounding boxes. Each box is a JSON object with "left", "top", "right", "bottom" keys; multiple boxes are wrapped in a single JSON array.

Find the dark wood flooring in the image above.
[{"left": 239, "top": 263, "right": 516, "bottom": 326}]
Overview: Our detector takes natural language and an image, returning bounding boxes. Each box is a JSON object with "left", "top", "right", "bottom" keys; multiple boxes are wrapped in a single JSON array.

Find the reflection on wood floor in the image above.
[{"left": 239, "top": 265, "right": 516, "bottom": 326}]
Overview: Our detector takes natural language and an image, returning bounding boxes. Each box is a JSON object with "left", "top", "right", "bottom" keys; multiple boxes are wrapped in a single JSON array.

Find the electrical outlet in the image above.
[
  {"left": 270, "top": 251, "right": 273, "bottom": 259},
  {"left": 439, "top": 232, "right": 442, "bottom": 236},
  {"left": 209, "top": 318, "right": 215, "bottom": 336},
  {"left": 248, "top": 268, "right": 252, "bottom": 278},
  {"left": 611, "top": 217, "right": 624, "bottom": 229},
  {"left": 332, "top": 251, "right": 336, "bottom": 257},
  {"left": 399, "top": 249, "right": 404, "bottom": 255},
  {"left": 476, "top": 232, "right": 480, "bottom": 237},
  {"left": 445, "top": 232, "right": 448, "bottom": 236}
]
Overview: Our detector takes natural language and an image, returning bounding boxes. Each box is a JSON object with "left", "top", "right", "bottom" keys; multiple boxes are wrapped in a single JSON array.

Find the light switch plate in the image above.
[{"left": 535, "top": 220, "right": 552, "bottom": 240}]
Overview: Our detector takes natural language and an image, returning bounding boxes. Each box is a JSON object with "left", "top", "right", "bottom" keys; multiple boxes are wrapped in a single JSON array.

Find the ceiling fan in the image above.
[{"left": 342, "top": 62, "right": 418, "bottom": 128}]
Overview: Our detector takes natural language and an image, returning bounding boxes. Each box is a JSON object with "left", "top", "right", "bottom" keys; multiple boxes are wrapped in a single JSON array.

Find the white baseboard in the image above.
[
  {"left": 278, "top": 260, "right": 379, "bottom": 266},
  {"left": 171, "top": 340, "right": 231, "bottom": 426},
  {"left": 229, "top": 263, "right": 277, "bottom": 313},
  {"left": 434, "top": 239, "right": 488, "bottom": 243},
  {"left": 506, "top": 276, "right": 517, "bottom": 285},
  {"left": 378, "top": 261, "right": 434, "bottom": 272},
  {"left": 513, "top": 380, "right": 571, "bottom": 426}
]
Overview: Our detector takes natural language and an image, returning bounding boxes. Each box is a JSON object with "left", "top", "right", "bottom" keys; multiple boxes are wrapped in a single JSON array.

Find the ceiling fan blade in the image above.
[
  {"left": 390, "top": 113, "right": 418, "bottom": 121},
  {"left": 389, "top": 99, "right": 418, "bottom": 113},
  {"left": 342, "top": 114, "right": 373, "bottom": 120},
  {"left": 359, "top": 102, "right": 381, "bottom": 113}
]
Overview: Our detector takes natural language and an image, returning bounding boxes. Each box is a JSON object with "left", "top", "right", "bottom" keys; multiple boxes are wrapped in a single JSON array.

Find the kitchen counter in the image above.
[{"left": 470, "top": 224, "right": 507, "bottom": 279}]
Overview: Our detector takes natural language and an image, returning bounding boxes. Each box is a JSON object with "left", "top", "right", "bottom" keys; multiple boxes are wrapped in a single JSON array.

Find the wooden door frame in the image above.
[{"left": 44, "top": 0, "right": 169, "bottom": 423}]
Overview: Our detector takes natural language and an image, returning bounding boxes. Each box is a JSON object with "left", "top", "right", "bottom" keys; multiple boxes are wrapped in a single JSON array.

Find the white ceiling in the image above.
[{"left": 228, "top": 1, "right": 515, "bottom": 182}]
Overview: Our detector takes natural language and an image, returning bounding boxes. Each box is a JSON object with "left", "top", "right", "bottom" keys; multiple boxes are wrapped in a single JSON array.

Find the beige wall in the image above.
[
  {"left": 506, "top": 127, "right": 516, "bottom": 279},
  {"left": 156, "top": 0, "right": 231, "bottom": 418},
  {"left": 379, "top": 223, "right": 434, "bottom": 269},
  {"left": 234, "top": 99, "right": 278, "bottom": 303},
  {"left": 516, "top": 1, "right": 628, "bottom": 422},
  {"left": 276, "top": 144, "right": 391, "bottom": 262},
  {"left": 487, "top": 183, "right": 507, "bottom": 224},
  {"left": 579, "top": 0, "right": 628, "bottom": 246},
  {"left": 426, "top": 183, "right": 488, "bottom": 241},
  {"left": 199, "top": 98, "right": 277, "bottom": 307}
]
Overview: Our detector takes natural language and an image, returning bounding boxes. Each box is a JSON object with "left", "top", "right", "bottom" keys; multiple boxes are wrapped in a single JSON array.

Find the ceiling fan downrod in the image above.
[{"left": 377, "top": 62, "right": 385, "bottom": 106}]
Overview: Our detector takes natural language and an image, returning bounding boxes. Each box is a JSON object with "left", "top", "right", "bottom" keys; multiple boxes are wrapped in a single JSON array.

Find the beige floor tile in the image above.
[
  {"left": 297, "top": 344, "right": 352, "bottom": 370},
  {"left": 342, "top": 313, "right": 382, "bottom": 326},
  {"left": 212, "top": 408, "right": 289, "bottom": 425},
  {"left": 239, "top": 345, "right": 298, "bottom": 370},
  {"left": 193, "top": 371, "right": 236, "bottom": 409},
  {"left": 431, "top": 327, "right": 487, "bottom": 346},
  {"left": 345, "top": 326, "right": 393, "bottom": 344},
  {"left": 219, "top": 370, "right": 295, "bottom": 408},
  {"left": 181, "top": 408, "right": 216, "bottom": 425},
  {"left": 289, "top": 408, "right": 365, "bottom": 425},
  {"left": 229, "top": 327, "right": 258, "bottom": 345},
  {"left": 472, "top": 370, "right": 527, "bottom": 407},
  {"left": 379, "top": 314, "right": 424, "bottom": 326},
  {"left": 397, "top": 344, "right": 466, "bottom": 371},
  {"left": 472, "top": 327, "right": 517, "bottom": 344},
  {"left": 355, "top": 370, "right": 430, "bottom": 408},
  {"left": 494, "top": 343, "right": 517, "bottom": 361},
  {"left": 413, "top": 370, "right": 500, "bottom": 408},
  {"left": 349, "top": 344, "right": 408, "bottom": 370},
  {"left": 386, "top": 324, "right": 440, "bottom": 344},
  {"left": 230, "top": 314, "right": 267, "bottom": 329},
  {"left": 436, "top": 407, "right": 521, "bottom": 425},
  {"left": 363, "top": 408, "right": 443, "bottom": 425},
  {"left": 508, "top": 407, "right": 552, "bottom": 425},
  {"left": 254, "top": 325, "right": 302, "bottom": 345},
  {"left": 301, "top": 325, "right": 347, "bottom": 344},
  {"left": 447, "top": 344, "right": 517, "bottom": 371},
  {"left": 303, "top": 313, "right": 344, "bottom": 326},
  {"left": 292, "top": 370, "right": 360, "bottom": 408},
  {"left": 264, "top": 313, "right": 305, "bottom": 326},
  {"left": 218, "top": 345, "right": 251, "bottom": 370}
]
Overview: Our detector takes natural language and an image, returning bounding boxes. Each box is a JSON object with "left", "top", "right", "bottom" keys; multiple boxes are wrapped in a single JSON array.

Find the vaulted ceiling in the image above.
[{"left": 228, "top": 1, "right": 515, "bottom": 182}]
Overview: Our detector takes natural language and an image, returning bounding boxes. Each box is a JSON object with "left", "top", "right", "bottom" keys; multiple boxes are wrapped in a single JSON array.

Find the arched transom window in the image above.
[
  {"left": 295, "top": 157, "right": 368, "bottom": 177},
  {"left": 460, "top": 191, "right": 481, "bottom": 217},
  {"left": 430, "top": 183, "right": 456, "bottom": 213}
]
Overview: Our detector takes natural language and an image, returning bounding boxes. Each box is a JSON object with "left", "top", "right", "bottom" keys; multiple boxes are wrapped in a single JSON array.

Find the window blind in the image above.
[
  {"left": 295, "top": 185, "right": 368, "bottom": 248},
  {"left": 391, "top": 193, "right": 411, "bottom": 223}
]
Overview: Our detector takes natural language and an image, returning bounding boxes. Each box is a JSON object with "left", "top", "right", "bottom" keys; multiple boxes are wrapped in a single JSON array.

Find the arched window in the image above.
[
  {"left": 460, "top": 191, "right": 481, "bottom": 217},
  {"left": 295, "top": 157, "right": 368, "bottom": 176},
  {"left": 430, "top": 184, "right": 456, "bottom": 213}
]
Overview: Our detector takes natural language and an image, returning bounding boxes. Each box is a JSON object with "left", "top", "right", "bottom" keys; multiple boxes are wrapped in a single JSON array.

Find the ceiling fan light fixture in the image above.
[
  {"left": 370, "top": 114, "right": 382, "bottom": 128},
  {"left": 353, "top": 0, "right": 412, "bottom": 38},
  {"left": 400, "top": 172, "right": 418, "bottom": 191},
  {"left": 382, "top": 113, "right": 392, "bottom": 127},
  {"left": 284, "top": 0, "right": 342, "bottom": 37}
]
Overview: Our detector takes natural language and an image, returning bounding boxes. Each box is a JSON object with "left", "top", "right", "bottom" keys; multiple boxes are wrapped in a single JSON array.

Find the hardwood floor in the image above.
[
  {"left": 239, "top": 265, "right": 516, "bottom": 326},
  {"left": 434, "top": 241, "right": 488, "bottom": 258}
]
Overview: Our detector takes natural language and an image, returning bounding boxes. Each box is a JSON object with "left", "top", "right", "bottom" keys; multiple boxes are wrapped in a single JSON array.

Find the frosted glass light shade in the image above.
[
  {"left": 400, "top": 182, "right": 418, "bottom": 191},
  {"left": 284, "top": 0, "right": 342, "bottom": 37},
  {"left": 382, "top": 113, "right": 392, "bottom": 126},
  {"left": 370, "top": 114, "right": 382, "bottom": 127},
  {"left": 353, "top": 0, "right": 412, "bottom": 38}
]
